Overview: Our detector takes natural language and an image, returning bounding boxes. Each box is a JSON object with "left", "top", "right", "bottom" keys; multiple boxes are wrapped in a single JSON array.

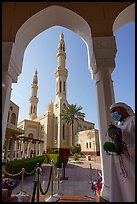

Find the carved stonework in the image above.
[
  {"left": 95, "top": 58, "right": 116, "bottom": 68},
  {"left": 55, "top": 67, "right": 68, "bottom": 78},
  {"left": 90, "top": 36, "right": 117, "bottom": 78},
  {"left": 93, "top": 36, "right": 117, "bottom": 49},
  {"left": 8, "top": 57, "right": 21, "bottom": 83}
]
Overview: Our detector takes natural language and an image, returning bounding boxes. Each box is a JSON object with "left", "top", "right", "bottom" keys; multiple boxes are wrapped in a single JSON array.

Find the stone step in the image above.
[{"left": 57, "top": 195, "right": 96, "bottom": 202}]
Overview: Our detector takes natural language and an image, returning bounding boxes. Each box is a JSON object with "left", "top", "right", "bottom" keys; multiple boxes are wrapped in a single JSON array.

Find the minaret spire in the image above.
[
  {"left": 55, "top": 32, "right": 68, "bottom": 98},
  {"left": 29, "top": 69, "right": 39, "bottom": 120},
  {"left": 54, "top": 32, "right": 68, "bottom": 149},
  {"left": 58, "top": 32, "right": 65, "bottom": 52}
]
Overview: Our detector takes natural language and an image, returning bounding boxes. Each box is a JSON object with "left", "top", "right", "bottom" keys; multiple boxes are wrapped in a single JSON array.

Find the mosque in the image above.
[{"left": 4, "top": 33, "right": 100, "bottom": 161}]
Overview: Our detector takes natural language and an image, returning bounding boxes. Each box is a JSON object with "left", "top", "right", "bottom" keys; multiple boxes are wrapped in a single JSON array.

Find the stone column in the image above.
[
  {"left": 38, "top": 143, "right": 41, "bottom": 155},
  {"left": 3, "top": 138, "right": 10, "bottom": 162},
  {"left": 24, "top": 141, "right": 28, "bottom": 158},
  {"left": 2, "top": 72, "right": 12, "bottom": 149},
  {"left": 18, "top": 140, "right": 22, "bottom": 159},
  {"left": 22, "top": 141, "right": 25, "bottom": 158},
  {"left": 14, "top": 140, "right": 18, "bottom": 159},
  {"left": 90, "top": 36, "right": 117, "bottom": 201},
  {"left": 57, "top": 100, "right": 62, "bottom": 149},
  {"left": 27, "top": 141, "right": 31, "bottom": 158},
  {"left": 9, "top": 137, "right": 15, "bottom": 161},
  {"left": 24, "top": 141, "right": 26, "bottom": 158},
  {"left": 36, "top": 142, "right": 39, "bottom": 156},
  {"left": 2, "top": 42, "right": 21, "bottom": 149}
]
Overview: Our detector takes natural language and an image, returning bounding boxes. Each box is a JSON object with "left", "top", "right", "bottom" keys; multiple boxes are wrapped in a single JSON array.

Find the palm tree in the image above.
[{"left": 61, "top": 103, "right": 85, "bottom": 145}]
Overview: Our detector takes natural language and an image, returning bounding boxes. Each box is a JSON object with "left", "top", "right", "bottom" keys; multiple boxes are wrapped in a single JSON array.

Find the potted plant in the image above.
[
  {"left": 91, "top": 176, "right": 102, "bottom": 202},
  {"left": 2, "top": 177, "right": 18, "bottom": 200}
]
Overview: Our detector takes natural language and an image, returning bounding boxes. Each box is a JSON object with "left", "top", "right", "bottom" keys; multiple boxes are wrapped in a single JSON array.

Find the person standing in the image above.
[{"left": 109, "top": 102, "right": 135, "bottom": 202}]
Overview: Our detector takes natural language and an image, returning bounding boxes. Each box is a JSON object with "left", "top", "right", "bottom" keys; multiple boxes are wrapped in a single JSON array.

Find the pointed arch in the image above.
[
  {"left": 10, "top": 5, "right": 93, "bottom": 81},
  {"left": 113, "top": 3, "right": 135, "bottom": 32}
]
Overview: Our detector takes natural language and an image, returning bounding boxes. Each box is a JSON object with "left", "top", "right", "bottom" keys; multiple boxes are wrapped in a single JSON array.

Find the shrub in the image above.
[
  {"left": 44, "top": 154, "right": 50, "bottom": 163},
  {"left": 47, "top": 154, "right": 59, "bottom": 164},
  {"left": 56, "top": 155, "right": 69, "bottom": 168},
  {"left": 73, "top": 153, "right": 79, "bottom": 161},
  {"left": 45, "top": 154, "right": 69, "bottom": 168},
  {"left": 70, "top": 146, "right": 81, "bottom": 156},
  {"left": 5, "top": 156, "right": 45, "bottom": 179}
]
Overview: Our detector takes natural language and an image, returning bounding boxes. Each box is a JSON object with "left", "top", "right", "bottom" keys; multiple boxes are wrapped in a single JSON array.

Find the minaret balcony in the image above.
[
  {"left": 56, "top": 51, "right": 66, "bottom": 59},
  {"left": 29, "top": 97, "right": 39, "bottom": 103},
  {"left": 55, "top": 67, "right": 68, "bottom": 77}
]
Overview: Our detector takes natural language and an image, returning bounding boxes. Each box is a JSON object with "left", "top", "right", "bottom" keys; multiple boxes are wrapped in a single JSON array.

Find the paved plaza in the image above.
[{"left": 12, "top": 156, "right": 101, "bottom": 202}]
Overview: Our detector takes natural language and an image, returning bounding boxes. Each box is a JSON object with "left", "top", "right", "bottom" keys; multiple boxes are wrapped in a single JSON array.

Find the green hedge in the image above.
[
  {"left": 5, "top": 155, "right": 45, "bottom": 179},
  {"left": 45, "top": 154, "right": 69, "bottom": 168},
  {"left": 55, "top": 155, "right": 69, "bottom": 168},
  {"left": 46, "top": 154, "right": 59, "bottom": 164}
]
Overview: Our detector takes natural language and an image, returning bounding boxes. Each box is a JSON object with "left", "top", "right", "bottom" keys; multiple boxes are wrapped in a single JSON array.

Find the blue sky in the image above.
[{"left": 11, "top": 22, "right": 135, "bottom": 129}]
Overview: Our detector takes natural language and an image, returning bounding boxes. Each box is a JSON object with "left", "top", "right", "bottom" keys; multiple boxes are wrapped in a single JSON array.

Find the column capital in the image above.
[
  {"left": 90, "top": 36, "right": 117, "bottom": 79},
  {"left": 2, "top": 71, "right": 12, "bottom": 88},
  {"left": 8, "top": 57, "right": 21, "bottom": 83},
  {"left": 2, "top": 42, "right": 21, "bottom": 83}
]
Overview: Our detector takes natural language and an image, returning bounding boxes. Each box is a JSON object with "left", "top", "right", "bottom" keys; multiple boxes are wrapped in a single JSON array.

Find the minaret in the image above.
[
  {"left": 55, "top": 32, "right": 68, "bottom": 99},
  {"left": 29, "top": 70, "right": 39, "bottom": 120},
  {"left": 54, "top": 32, "right": 69, "bottom": 148}
]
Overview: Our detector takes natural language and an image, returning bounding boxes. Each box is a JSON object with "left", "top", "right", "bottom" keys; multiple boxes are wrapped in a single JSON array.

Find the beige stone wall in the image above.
[
  {"left": 7, "top": 100, "right": 19, "bottom": 127},
  {"left": 35, "top": 114, "right": 48, "bottom": 151},
  {"left": 21, "top": 120, "right": 40, "bottom": 139},
  {"left": 17, "top": 118, "right": 44, "bottom": 154},
  {"left": 46, "top": 113, "right": 54, "bottom": 148},
  {"left": 73, "top": 119, "right": 95, "bottom": 135},
  {"left": 76, "top": 129, "right": 100, "bottom": 155}
]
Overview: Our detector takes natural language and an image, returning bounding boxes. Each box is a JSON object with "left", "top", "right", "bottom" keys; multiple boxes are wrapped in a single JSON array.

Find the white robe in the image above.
[{"left": 109, "top": 114, "right": 135, "bottom": 202}]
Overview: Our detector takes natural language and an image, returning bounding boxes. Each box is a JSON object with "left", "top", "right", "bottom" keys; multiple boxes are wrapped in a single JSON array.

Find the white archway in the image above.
[
  {"left": 113, "top": 3, "right": 135, "bottom": 32},
  {"left": 10, "top": 5, "right": 93, "bottom": 81}
]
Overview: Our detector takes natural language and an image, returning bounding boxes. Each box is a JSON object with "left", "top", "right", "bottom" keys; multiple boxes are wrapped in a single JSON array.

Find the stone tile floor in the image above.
[{"left": 11, "top": 156, "right": 102, "bottom": 202}]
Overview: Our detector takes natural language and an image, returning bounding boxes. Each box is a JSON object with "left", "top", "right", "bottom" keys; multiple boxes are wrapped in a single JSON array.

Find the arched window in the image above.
[
  {"left": 86, "top": 142, "right": 88, "bottom": 148},
  {"left": 56, "top": 81, "right": 58, "bottom": 93},
  {"left": 89, "top": 142, "right": 91, "bottom": 148},
  {"left": 59, "top": 81, "right": 61, "bottom": 93},
  {"left": 10, "top": 106, "right": 13, "bottom": 111},
  {"left": 11, "top": 113, "right": 16, "bottom": 125},
  {"left": 63, "top": 103, "right": 66, "bottom": 108},
  {"left": 63, "top": 124, "right": 65, "bottom": 140},
  {"left": 31, "top": 105, "right": 32, "bottom": 114},
  {"left": 28, "top": 133, "right": 34, "bottom": 138},
  {"left": 63, "top": 81, "right": 66, "bottom": 92},
  {"left": 55, "top": 117, "right": 58, "bottom": 140},
  {"left": 7, "top": 112, "right": 10, "bottom": 122}
]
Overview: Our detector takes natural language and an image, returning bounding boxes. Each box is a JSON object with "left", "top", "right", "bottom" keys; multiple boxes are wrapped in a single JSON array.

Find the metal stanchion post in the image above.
[
  {"left": 16, "top": 168, "right": 27, "bottom": 201},
  {"left": 36, "top": 167, "right": 42, "bottom": 202},
  {"left": 88, "top": 163, "right": 92, "bottom": 184},
  {"left": 45, "top": 160, "right": 59, "bottom": 202},
  {"left": 16, "top": 168, "right": 26, "bottom": 195},
  {"left": 54, "top": 168, "right": 63, "bottom": 197}
]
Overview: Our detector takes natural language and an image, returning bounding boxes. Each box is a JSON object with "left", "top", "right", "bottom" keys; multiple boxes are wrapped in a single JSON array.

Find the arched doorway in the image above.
[{"left": 2, "top": 4, "right": 93, "bottom": 149}]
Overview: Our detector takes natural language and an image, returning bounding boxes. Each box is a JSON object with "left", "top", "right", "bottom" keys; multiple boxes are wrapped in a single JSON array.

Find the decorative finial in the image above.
[
  {"left": 35, "top": 69, "right": 37, "bottom": 75},
  {"left": 33, "top": 69, "right": 38, "bottom": 84},
  {"left": 60, "top": 32, "right": 64, "bottom": 40},
  {"left": 58, "top": 32, "right": 65, "bottom": 52}
]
